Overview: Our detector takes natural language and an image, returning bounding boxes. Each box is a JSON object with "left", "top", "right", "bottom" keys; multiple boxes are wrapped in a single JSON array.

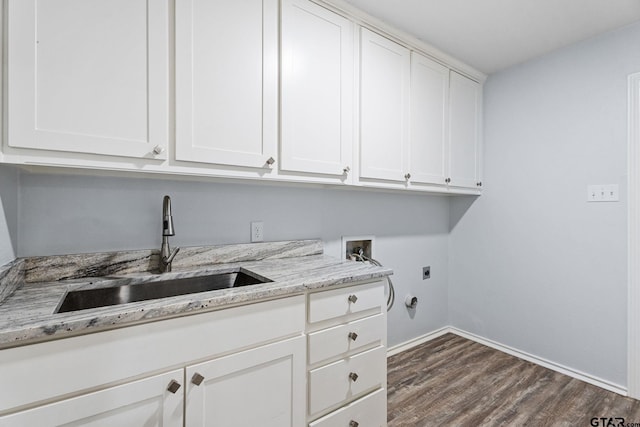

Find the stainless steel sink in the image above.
[{"left": 55, "top": 270, "right": 272, "bottom": 313}]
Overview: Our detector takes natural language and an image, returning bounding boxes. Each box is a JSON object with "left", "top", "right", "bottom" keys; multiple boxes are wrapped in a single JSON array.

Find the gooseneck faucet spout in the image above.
[{"left": 160, "top": 195, "right": 180, "bottom": 273}]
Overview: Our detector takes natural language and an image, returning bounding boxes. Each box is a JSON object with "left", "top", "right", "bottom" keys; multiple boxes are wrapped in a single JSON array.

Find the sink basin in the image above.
[{"left": 55, "top": 270, "right": 272, "bottom": 313}]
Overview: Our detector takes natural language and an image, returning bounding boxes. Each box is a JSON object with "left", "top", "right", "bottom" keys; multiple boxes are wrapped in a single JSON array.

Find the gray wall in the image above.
[
  {"left": 0, "top": 165, "right": 18, "bottom": 265},
  {"left": 17, "top": 171, "right": 450, "bottom": 347},
  {"left": 449, "top": 22, "right": 640, "bottom": 387}
]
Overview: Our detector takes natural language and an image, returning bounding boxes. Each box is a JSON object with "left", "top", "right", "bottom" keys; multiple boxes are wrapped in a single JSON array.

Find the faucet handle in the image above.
[{"left": 163, "top": 247, "right": 180, "bottom": 264}]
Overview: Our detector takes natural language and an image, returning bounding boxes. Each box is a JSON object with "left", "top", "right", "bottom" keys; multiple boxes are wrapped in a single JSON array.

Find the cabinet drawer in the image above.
[
  {"left": 308, "top": 346, "right": 385, "bottom": 416},
  {"left": 308, "top": 313, "right": 384, "bottom": 365},
  {"left": 309, "top": 388, "right": 386, "bottom": 427},
  {"left": 308, "top": 281, "right": 384, "bottom": 324}
]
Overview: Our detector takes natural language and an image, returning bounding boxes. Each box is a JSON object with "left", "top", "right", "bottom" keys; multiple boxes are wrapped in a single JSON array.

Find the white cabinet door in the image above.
[
  {"left": 448, "top": 71, "right": 482, "bottom": 188},
  {"left": 359, "top": 28, "right": 410, "bottom": 182},
  {"left": 409, "top": 52, "right": 449, "bottom": 186},
  {"left": 175, "top": 0, "right": 278, "bottom": 169},
  {"left": 280, "top": 0, "right": 353, "bottom": 177},
  {"left": 0, "top": 370, "right": 183, "bottom": 427},
  {"left": 185, "top": 335, "right": 305, "bottom": 427},
  {"left": 6, "top": 0, "right": 170, "bottom": 160}
]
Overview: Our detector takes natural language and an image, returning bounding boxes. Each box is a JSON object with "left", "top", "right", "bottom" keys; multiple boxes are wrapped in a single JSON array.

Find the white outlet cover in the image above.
[{"left": 251, "top": 221, "right": 264, "bottom": 242}]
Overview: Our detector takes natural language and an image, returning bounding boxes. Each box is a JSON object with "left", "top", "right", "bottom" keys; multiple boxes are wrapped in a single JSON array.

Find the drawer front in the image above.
[
  {"left": 308, "top": 346, "right": 386, "bottom": 416},
  {"left": 309, "top": 388, "right": 386, "bottom": 427},
  {"left": 308, "top": 313, "right": 385, "bottom": 365},
  {"left": 308, "top": 281, "right": 384, "bottom": 324}
]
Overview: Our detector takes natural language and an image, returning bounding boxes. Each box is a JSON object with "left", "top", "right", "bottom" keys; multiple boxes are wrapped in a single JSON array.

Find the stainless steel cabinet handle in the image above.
[
  {"left": 348, "top": 372, "right": 359, "bottom": 382},
  {"left": 404, "top": 173, "right": 411, "bottom": 180},
  {"left": 348, "top": 332, "right": 358, "bottom": 341},
  {"left": 153, "top": 145, "right": 165, "bottom": 155},
  {"left": 349, "top": 421, "right": 359, "bottom": 427},
  {"left": 343, "top": 166, "right": 351, "bottom": 174},
  {"left": 191, "top": 372, "right": 205, "bottom": 386},
  {"left": 266, "top": 157, "right": 276, "bottom": 166},
  {"left": 348, "top": 294, "right": 358, "bottom": 304},
  {"left": 167, "top": 380, "right": 181, "bottom": 394}
]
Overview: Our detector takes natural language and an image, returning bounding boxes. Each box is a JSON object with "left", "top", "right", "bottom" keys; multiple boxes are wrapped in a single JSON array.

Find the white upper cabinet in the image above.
[
  {"left": 409, "top": 52, "right": 449, "bottom": 186},
  {"left": 448, "top": 71, "right": 482, "bottom": 188},
  {"left": 6, "top": 0, "right": 170, "bottom": 159},
  {"left": 2, "top": 0, "right": 484, "bottom": 193},
  {"left": 280, "top": 0, "right": 354, "bottom": 178},
  {"left": 175, "top": 0, "right": 278, "bottom": 169},
  {"left": 359, "top": 28, "right": 410, "bottom": 183}
]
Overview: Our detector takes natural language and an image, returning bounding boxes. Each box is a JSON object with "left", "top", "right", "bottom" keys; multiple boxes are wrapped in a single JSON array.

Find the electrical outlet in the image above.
[
  {"left": 423, "top": 266, "right": 430, "bottom": 280},
  {"left": 251, "top": 221, "right": 264, "bottom": 242}
]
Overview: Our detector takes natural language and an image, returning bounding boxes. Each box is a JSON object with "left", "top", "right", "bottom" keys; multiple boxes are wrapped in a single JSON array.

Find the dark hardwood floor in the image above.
[{"left": 387, "top": 333, "right": 640, "bottom": 426}]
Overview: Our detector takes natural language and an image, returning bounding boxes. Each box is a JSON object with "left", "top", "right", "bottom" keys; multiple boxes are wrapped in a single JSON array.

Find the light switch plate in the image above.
[{"left": 587, "top": 184, "right": 619, "bottom": 202}]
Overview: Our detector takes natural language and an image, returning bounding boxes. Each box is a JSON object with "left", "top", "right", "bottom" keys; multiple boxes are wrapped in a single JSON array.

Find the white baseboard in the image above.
[
  {"left": 386, "top": 326, "right": 452, "bottom": 357},
  {"left": 387, "top": 326, "right": 627, "bottom": 396}
]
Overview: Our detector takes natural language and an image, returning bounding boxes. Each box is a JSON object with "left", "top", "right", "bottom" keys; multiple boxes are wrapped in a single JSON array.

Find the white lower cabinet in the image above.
[
  {"left": 0, "top": 296, "right": 305, "bottom": 426},
  {"left": 0, "top": 281, "right": 388, "bottom": 427},
  {"left": 0, "top": 369, "right": 184, "bottom": 427},
  {"left": 307, "top": 281, "right": 387, "bottom": 425},
  {"left": 185, "top": 336, "right": 305, "bottom": 427}
]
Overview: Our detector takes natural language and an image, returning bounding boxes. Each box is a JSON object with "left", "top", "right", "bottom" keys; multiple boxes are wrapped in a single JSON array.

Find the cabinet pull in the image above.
[
  {"left": 153, "top": 145, "right": 165, "bottom": 155},
  {"left": 445, "top": 177, "right": 451, "bottom": 184},
  {"left": 191, "top": 372, "right": 205, "bottom": 386},
  {"left": 348, "top": 332, "right": 358, "bottom": 341},
  {"left": 348, "top": 372, "right": 359, "bottom": 382},
  {"left": 348, "top": 294, "right": 358, "bottom": 304},
  {"left": 266, "top": 157, "right": 276, "bottom": 166},
  {"left": 167, "top": 380, "right": 181, "bottom": 394},
  {"left": 349, "top": 421, "right": 360, "bottom": 427},
  {"left": 477, "top": 181, "right": 482, "bottom": 187},
  {"left": 404, "top": 173, "right": 411, "bottom": 180},
  {"left": 343, "top": 166, "right": 351, "bottom": 174}
]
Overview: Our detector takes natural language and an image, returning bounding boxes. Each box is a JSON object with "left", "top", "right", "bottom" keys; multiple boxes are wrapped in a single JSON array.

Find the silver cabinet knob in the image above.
[
  {"left": 404, "top": 173, "right": 411, "bottom": 180},
  {"left": 348, "top": 294, "right": 358, "bottom": 304},
  {"left": 266, "top": 157, "right": 276, "bottom": 166},
  {"left": 477, "top": 181, "right": 482, "bottom": 187},
  {"left": 349, "top": 421, "right": 359, "bottom": 427},
  {"left": 167, "top": 380, "right": 181, "bottom": 394},
  {"left": 348, "top": 332, "right": 358, "bottom": 341},
  {"left": 445, "top": 177, "right": 451, "bottom": 184},
  {"left": 153, "top": 145, "right": 165, "bottom": 155},
  {"left": 348, "top": 372, "right": 359, "bottom": 382},
  {"left": 343, "top": 166, "right": 351, "bottom": 174},
  {"left": 191, "top": 372, "right": 205, "bottom": 386}
]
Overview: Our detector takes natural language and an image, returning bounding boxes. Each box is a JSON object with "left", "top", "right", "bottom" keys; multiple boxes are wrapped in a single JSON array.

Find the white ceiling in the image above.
[{"left": 342, "top": 0, "right": 640, "bottom": 74}]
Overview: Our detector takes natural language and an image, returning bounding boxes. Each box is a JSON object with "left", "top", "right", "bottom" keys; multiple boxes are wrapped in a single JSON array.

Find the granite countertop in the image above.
[{"left": 0, "top": 241, "right": 392, "bottom": 349}]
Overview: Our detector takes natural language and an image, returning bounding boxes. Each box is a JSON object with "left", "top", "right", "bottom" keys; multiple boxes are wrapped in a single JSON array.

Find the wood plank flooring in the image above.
[{"left": 387, "top": 333, "right": 640, "bottom": 426}]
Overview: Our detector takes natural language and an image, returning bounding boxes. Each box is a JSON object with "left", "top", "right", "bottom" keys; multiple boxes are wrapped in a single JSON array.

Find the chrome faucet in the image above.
[{"left": 160, "top": 195, "right": 180, "bottom": 273}]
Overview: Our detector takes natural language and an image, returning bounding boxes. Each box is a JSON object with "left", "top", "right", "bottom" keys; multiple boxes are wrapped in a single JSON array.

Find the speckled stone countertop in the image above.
[{"left": 0, "top": 240, "right": 392, "bottom": 349}]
